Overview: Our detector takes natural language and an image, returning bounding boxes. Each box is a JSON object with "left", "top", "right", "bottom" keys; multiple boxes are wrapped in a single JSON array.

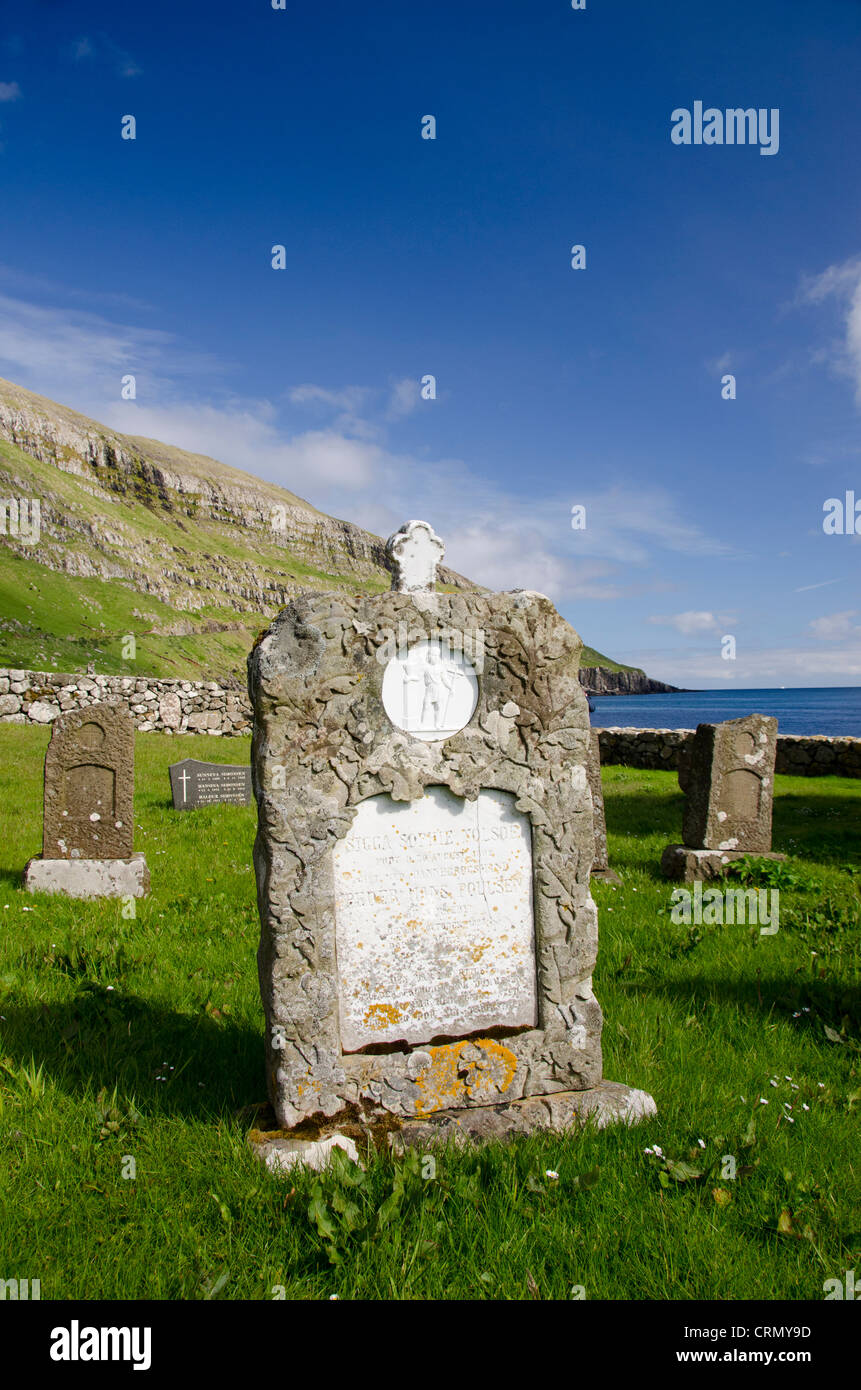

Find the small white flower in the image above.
[
  {"left": 784, "top": 1075, "right": 792, "bottom": 1081},
  {"left": 545, "top": 1169, "right": 559, "bottom": 1180},
  {"left": 329, "top": 1294, "right": 339, "bottom": 1301},
  {"left": 786, "top": 1116, "right": 794, "bottom": 1123},
  {"left": 759, "top": 1098, "right": 769, "bottom": 1105},
  {"left": 802, "top": 1103, "right": 810, "bottom": 1111},
  {"left": 769, "top": 1079, "right": 778, "bottom": 1088},
  {"left": 106, "top": 986, "right": 115, "bottom": 991},
  {"left": 697, "top": 1139, "right": 706, "bottom": 1149},
  {"left": 792, "top": 1011, "right": 801, "bottom": 1018},
  {"left": 653, "top": 1145, "right": 663, "bottom": 1157},
  {"left": 817, "top": 1082, "right": 825, "bottom": 1088}
]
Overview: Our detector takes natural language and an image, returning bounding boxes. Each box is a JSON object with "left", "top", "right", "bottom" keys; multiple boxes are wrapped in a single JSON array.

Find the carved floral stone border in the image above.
[{"left": 248, "top": 588, "right": 602, "bottom": 1128}]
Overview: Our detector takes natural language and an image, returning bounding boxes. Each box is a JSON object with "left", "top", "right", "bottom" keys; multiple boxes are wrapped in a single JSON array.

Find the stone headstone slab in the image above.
[
  {"left": 586, "top": 729, "right": 612, "bottom": 876},
  {"left": 681, "top": 714, "right": 778, "bottom": 852},
  {"left": 42, "top": 704, "right": 134, "bottom": 859},
  {"left": 249, "top": 580, "right": 604, "bottom": 1131},
  {"left": 169, "top": 758, "right": 251, "bottom": 809}
]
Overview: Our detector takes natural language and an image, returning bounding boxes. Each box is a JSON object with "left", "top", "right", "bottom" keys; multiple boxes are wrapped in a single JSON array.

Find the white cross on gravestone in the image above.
[
  {"left": 179, "top": 769, "right": 190, "bottom": 803},
  {"left": 385, "top": 519, "right": 445, "bottom": 593}
]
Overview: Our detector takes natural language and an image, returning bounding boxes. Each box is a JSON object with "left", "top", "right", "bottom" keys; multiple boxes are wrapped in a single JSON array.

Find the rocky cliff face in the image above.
[
  {"left": 580, "top": 666, "right": 681, "bottom": 696},
  {"left": 0, "top": 376, "right": 676, "bottom": 691},
  {"left": 0, "top": 377, "right": 474, "bottom": 606}
]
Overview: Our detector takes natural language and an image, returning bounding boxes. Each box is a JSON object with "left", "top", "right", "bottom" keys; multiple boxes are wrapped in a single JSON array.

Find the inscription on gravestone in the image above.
[
  {"left": 169, "top": 758, "right": 251, "bottom": 810},
  {"left": 334, "top": 785, "right": 536, "bottom": 1052}
]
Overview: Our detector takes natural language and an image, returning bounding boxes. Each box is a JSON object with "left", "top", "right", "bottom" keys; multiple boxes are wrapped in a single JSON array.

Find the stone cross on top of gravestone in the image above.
[{"left": 385, "top": 519, "right": 445, "bottom": 593}]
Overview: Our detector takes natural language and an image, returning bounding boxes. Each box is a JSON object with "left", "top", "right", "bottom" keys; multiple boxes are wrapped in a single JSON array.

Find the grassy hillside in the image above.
[
  {"left": 1, "top": 378, "right": 640, "bottom": 683},
  {"left": 0, "top": 433, "right": 385, "bottom": 679},
  {"left": 0, "top": 724, "right": 858, "bottom": 1299}
]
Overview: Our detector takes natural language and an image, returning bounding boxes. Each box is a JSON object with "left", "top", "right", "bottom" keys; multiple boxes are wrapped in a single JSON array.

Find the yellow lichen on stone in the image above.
[
  {"left": 412, "top": 1038, "right": 518, "bottom": 1115},
  {"left": 363, "top": 1002, "right": 405, "bottom": 1030}
]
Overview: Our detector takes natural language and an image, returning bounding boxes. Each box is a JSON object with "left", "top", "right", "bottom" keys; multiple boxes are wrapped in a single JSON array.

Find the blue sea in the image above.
[{"left": 589, "top": 688, "right": 861, "bottom": 738}]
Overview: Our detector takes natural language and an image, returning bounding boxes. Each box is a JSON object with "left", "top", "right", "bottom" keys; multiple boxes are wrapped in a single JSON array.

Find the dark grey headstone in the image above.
[
  {"left": 681, "top": 714, "right": 778, "bottom": 852},
  {"left": 169, "top": 758, "right": 251, "bottom": 810},
  {"left": 43, "top": 704, "right": 134, "bottom": 859}
]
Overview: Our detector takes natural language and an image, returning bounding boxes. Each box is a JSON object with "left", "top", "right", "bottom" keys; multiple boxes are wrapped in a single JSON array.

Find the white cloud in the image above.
[
  {"left": 70, "top": 35, "right": 140, "bottom": 78},
  {"left": 0, "top": 82, "right": 21, "bottom": 102},
  {"left": 808, "top": 610, "right": 861, "bottom": 641},
  {"left": 386, "top": 377, "right": 421, "bottom": 418},
  {"left": 624, "top": 640, "right": 861, "bottom": 688},
  {"left": 797, "top": 255, "right": 861, "bottom": 404},
  {"left": 647, "top": 611, "right": 727, "bottom": 636}
]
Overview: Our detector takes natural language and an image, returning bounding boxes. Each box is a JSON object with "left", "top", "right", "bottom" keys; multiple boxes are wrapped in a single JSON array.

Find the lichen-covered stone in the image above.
[
  {"left": 681, "top": 714, "right": 778, "bottom": 852},
  {"left": 42, "top": 704, "right": 135, "bottom": 860},
  {"left": 248, "top": 586, "right": 603, "bottom": 1129}
]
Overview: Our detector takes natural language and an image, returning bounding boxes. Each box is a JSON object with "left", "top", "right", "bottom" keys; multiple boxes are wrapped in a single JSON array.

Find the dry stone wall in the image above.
[
  {"left": 597, "top": 725, "right": 861, "bottom": 778},
  {"left": 0, "top": 668, "right": 251, "bottom": 736},
  {"left": 1, "top": 672, "right": 857, "bottom": 775}
]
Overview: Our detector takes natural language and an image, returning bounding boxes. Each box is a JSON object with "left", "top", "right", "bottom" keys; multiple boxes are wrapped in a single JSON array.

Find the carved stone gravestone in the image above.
[
  {"left": 248, "top": 519, "right": 655, "bottom": 1166},
  {"left": 661, "top": 713, "right": 784, "bottom": 881},
  {"left": 586, "top": 730, "right": 619, "bottom": 882},
  {"left": 24, "top": 704, "right": 149, "bottom": 898},
  {"left": 169, "top": 758, "right": 251, "bottom": 809}
]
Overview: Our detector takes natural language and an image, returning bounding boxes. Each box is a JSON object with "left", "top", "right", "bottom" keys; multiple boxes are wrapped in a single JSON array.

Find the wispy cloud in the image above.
[
  {"left": 794, "top": 577, "right": 842, "bottom": 593},
  {"left": 0, "top": 81, "right": 21, "bottom": 102},
  {"left": 797, "top": 254, "right": 861, "bottom": 405},
  {"left": 647, "top": 611, "right": 734, "bottom": 636},
  {"left": 808, "top": 610, "right": 861, "bottom": 641},
  {"left": 71, "top": 35, "right": 140, "bottom": 78}
]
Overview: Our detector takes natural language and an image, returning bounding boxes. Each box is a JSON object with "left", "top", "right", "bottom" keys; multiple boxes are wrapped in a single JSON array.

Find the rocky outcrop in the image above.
[{"left": 580, "top": 667, "right": 681, "bottom": 696}]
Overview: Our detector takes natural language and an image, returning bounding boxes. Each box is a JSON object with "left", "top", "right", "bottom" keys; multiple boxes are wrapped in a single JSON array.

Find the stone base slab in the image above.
[
  {"left": 248, "top": 1080, "right": 656, "bottom": 1173},
  {"left": 661, "top": 844, "right": 786, "bottom": 882},
  {"left": 23, "top": 852, "right": 150, "bottom": 899}
]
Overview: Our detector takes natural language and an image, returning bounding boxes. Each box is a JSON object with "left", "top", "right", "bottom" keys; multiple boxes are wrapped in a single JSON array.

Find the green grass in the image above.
[{"left": 0, "top": 728, "right": 858, "bottom": 1300}]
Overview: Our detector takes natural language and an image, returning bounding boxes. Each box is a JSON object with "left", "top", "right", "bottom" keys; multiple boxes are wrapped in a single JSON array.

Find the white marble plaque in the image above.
[
  {"left": 333, "top": 785, "right": 537, "bottom": 1051},
  {"left": 381, "top": 640, "right": 478, "bottom": 742}
]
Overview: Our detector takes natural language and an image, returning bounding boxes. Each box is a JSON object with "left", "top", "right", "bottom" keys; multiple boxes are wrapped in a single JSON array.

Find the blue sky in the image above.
[{"left": 1, "top": 0, "right": 860, "bottom": 686}]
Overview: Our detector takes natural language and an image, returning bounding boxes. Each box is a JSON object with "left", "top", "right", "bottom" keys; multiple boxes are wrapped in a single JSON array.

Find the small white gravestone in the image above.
[
  {"left": 381, "top": 639, "right": 478, "bottom": 741},
  {"left": 333, "top": 785, "right": 536, "bottom": 1051}
]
